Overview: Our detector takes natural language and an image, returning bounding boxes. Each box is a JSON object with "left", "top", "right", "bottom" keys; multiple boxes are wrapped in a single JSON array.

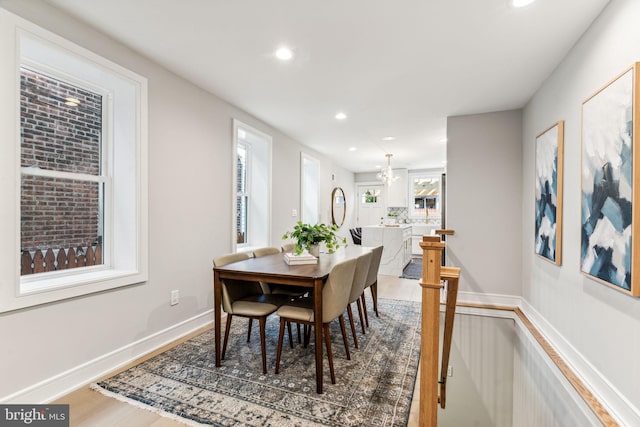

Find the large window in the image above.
[
  {"left": 0, "top": 11, "right": 148, "bottom": 312},
  {"left": 301, "top": 153, "right": 319, "bottom": 224},
  {"left": 20, "top": 67, "right": 106, "bottom": 274},
  {"left": 409, "top": 173, "right": 441, "bottom": 221},
  {"left": 233, "top": 120, "right": 271, "bottom": 250},
  {"left": 236, "top": 141, "right": 249, "bottom": 245}
]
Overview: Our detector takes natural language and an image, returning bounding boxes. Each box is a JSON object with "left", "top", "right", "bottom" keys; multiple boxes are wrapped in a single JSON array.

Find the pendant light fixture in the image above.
[{"left": 376, "top": 153, "right": 399, "bottom": 185}]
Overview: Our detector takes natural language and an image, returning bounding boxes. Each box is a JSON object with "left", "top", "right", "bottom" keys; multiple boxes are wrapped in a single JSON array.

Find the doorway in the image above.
[{"left": 356, "top": 183, "right": 385, "bottom": 226}]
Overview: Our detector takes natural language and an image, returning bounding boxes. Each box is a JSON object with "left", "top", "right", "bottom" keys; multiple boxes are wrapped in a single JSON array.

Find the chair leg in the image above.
[
  {"left": 323, "top": 324, "right": 336, "bottom": 384},
  {"left": 371, "top": 281, "right": 379, "bottom": 317},
  {"left": 259, "top": 317, "right": 268, "bottom": 374},
  {"left": 247, "top": 318, "right": 253, "bottom": 342},
  {"left": 304, "top": 325, "right": 311, "bottom": 348},
  {"left": 222, "top": 314, "right": 232, "bottom": 360},
  {"left": 338, "top": 315, "right": 351, "bottom": 360},
  {"left": 296, "top": 323, "right": 302, "bottom": 343},
  {"left": 286, "top": 322, "right": 294, "bottom": 349},
  {"left": 361, "top": 293, "right": 370, "bottom": 327},
  {"left": 346, "top": 304, "right": 359, "bottom": 349},
  {"left": 275, "top": 318, "right": 286, "bottom": 374},
  {"left": 356, "top": 298, "right": 366, "bottom": 334}
]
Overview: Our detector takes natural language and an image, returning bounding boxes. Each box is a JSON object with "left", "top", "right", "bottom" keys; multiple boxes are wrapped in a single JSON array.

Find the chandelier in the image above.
[{"left": 376, "top": 153, "right": 399, "bottom": 185}]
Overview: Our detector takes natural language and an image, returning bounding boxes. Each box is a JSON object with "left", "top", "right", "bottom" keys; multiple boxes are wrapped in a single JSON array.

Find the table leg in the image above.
[
  {"left": 214, "top": 270, "right": 222, "bottom": 367},
  {"left": 313, "top": 278, "right": 323, "bottom": 394}
]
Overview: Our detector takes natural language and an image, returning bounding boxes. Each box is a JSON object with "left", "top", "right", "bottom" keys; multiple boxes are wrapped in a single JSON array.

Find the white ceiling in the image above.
[{"left": 43, "top": 0, "right": 610, "bottom": 173}]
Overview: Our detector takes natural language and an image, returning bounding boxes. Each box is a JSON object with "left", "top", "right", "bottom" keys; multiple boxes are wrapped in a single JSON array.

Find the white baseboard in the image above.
[
  {"left": 520, "top": 300, "right": 639, "bottom": 426},
  {"left": 2, "top": 310, "right": 214, "bottom": 404}
]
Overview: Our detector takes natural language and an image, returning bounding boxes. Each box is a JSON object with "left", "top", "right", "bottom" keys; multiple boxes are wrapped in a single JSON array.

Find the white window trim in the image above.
[
  {"left": 0, "top": 10, "right": 148, "bottom": 312},
  {"left": 300, "top": 152, "right": 320, "bottom": 224},
  {"left": 236, "top": 140, "right": 251, "bottom": 249},
  {"left": 231, "top": 119, "right": 272, "bottom": 252},
  {"left": 408, "top": 171, "right": 442, "bottom": 219}
]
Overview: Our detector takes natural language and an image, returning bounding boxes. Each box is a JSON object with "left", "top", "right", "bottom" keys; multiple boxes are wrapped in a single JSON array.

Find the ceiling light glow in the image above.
[
  {"left": 335, "top": 112, "right": 347, "bottom": 120},
  {"left": 275, "top": 47, "right": 293, "bottom": 60},
  {"left": 64, "top": 97, "right": 80, "bottom": 107},
  {"left": 382, "top": 136, "right": 396, "bottom": 141},
  {"left": 512, "top": 0, "right": 535, "bottom": 7},
  {"left": 348, "top": 147, "right": 357, "bottom": 152}
]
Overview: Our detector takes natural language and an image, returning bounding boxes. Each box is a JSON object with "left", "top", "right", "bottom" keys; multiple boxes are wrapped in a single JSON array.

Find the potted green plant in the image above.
[
  {"left": 282, "top": 221, "right": 347, "bottom": 256},
  {"left": 387, "top": 211, "right": 399, "bottom": 224}
]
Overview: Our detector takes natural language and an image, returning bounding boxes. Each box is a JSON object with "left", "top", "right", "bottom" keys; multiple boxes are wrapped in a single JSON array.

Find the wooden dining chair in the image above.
[
  {"left": 213, "top": 252, "right": 287, "bottom": 374},
  {"left": 346, "top": 250, "right": 373, "bottom": 349},
  {"left": 274, "top": 257, "right": 357, "bottom": 385},
  {"left": 361, "top": 245, "right": 383, "bottom": 328}
]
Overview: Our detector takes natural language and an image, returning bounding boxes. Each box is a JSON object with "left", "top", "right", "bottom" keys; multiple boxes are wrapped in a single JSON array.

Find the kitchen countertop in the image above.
[{"left": 363, "top": 224, "right": 412, "bottom": 229}]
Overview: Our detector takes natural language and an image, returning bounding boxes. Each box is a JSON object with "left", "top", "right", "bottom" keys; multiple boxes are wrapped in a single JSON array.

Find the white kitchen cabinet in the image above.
[{"left": 386, "top": 168, "right": 408, "bottom": 207}]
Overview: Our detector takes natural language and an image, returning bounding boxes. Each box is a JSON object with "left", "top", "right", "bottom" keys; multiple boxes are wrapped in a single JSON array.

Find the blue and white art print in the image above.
[
  {"left": 581, "top": 65, "right": 638, "bottom": 295},
  {"left": 535, "top": 121, "right": 563, "bottom": 264}
]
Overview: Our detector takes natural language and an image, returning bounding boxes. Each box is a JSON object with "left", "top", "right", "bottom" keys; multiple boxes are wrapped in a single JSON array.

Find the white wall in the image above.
[
  {"left": 447, "top": 110, "right": 523, "bottom": 301},
  {"left": 0, "top": 0, "right": 353, "bottom": 401},
  {"left": 522, "top": 0, "right": 640, "bottom": 423}
]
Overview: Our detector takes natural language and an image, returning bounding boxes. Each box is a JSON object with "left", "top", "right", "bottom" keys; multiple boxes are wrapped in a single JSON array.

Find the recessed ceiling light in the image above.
[
  {"left": 348, "top": 147, "right": 357, "bottom": 152},
  {"left": 275, "top": 47, "right": 293, "bottom": 61},
  {"left": 512, "top": 0, "right": 535, "bottom": 7},
  {"left": 439, "top": 138, "right": 448, "bottom": 143},
  {"left": 382, "top": 136, "right": 396, "bottom": 141},
  {"left": 335, "top": 112, "right": 347, "bottom": 120}
]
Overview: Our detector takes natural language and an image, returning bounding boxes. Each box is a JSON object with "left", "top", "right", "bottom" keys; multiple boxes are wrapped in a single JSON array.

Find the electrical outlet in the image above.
[
  {"left": 292, "top": 209, "right": 298, "bottom": 217},
  {"left": 170, "top": 290, "right": 179, "bottom": 306},
  {"left": 447, "top": 365, "right": 453, "bottom": 377}
]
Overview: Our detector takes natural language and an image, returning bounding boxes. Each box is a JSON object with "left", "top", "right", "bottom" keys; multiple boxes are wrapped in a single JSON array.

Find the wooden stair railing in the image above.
[
  {"left": 438, "top": 266, "right": 460, "bottom": 409},
  {"left": 419, "top": 233, "right": 460, "bottom": 426}
]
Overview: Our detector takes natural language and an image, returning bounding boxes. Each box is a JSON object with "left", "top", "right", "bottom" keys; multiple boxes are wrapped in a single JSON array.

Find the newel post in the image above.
[{"left": 419, "top": 235, "right": 444, "bottom": 426}]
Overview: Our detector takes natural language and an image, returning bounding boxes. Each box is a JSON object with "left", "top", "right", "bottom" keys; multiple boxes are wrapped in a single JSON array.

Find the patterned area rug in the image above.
[
  {"left": 93, "top": 298, "right": 421, "bottom": 426},
  {"left": 401, "top": 259, "right": 422, "bottom": 280}
]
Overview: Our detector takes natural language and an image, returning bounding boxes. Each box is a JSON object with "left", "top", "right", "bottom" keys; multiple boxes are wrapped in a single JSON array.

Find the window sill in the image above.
[{"left": 0, "top": 268, "right": 147, "bottom": 313}]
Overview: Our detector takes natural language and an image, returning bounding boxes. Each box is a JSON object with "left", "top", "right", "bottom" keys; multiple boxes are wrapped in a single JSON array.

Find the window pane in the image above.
[
  {"left": 236, "top": 195, "right": 248, "bottom": 244},
  {"left": 361, "top": 188, "right": 381, "bottom": 205},
  {"left": 411, "top": 176, "right": 440, "bottom": 218},
  {"left": 236, "top": 143, "right": 248, "bottom": 244},
  {"left": 20, "top": 67, "right": 102, "bottom": 175},
  {"left": 236, "top": 143, "right": 247, "bottom": 193},
  {"left": 21, "top": 175, "right": 103, "bottom": 273}
]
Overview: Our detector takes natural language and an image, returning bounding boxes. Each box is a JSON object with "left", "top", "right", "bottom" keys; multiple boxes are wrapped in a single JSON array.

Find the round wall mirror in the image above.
[{"left": 331, "top": 187, "right": 346, "bottom": 227}]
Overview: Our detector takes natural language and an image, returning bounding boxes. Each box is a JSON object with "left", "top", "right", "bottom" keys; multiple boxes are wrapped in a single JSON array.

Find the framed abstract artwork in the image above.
[
  {"left": 535, "top": 121, "right": 564, "bottom": 265},
  {"left": 581, "top": 63, "right": 640, "bottom": 296}
]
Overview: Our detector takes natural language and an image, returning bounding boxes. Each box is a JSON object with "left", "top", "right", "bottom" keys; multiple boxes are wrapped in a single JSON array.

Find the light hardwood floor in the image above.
[{"left": 53, "top": 274, "right": 424, "bottom": 427}]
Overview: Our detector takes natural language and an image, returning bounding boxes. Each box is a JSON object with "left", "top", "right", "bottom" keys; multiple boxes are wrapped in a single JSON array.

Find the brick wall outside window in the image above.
[{"left": 20, "top": 68, "right": 103, "bottom": 253}]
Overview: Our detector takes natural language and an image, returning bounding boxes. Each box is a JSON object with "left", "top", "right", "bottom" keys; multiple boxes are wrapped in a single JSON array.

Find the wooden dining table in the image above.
[{"left": 213, "top": 246, "right": 369, "bottom": 394}]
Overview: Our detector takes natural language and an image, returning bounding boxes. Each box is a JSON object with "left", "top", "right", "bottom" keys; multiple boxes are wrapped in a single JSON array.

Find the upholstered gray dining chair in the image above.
[
  {"left": 253, "top": 247, "right": 308, "bottom": 298},
  {"left": 281, "top": 242, "right": 296, "bottom": 253},
  {"left": 274, "top": 257, "right": 357, "bottom": 385},
  {"left": 213, "top": 252, "right": 287, "bottom": 374},
  {"left": 346, "top": 250, "right": 372, "bottom": 349},
  {"left": 361, "top": 245, "right": 383, "bottom": 328}
]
